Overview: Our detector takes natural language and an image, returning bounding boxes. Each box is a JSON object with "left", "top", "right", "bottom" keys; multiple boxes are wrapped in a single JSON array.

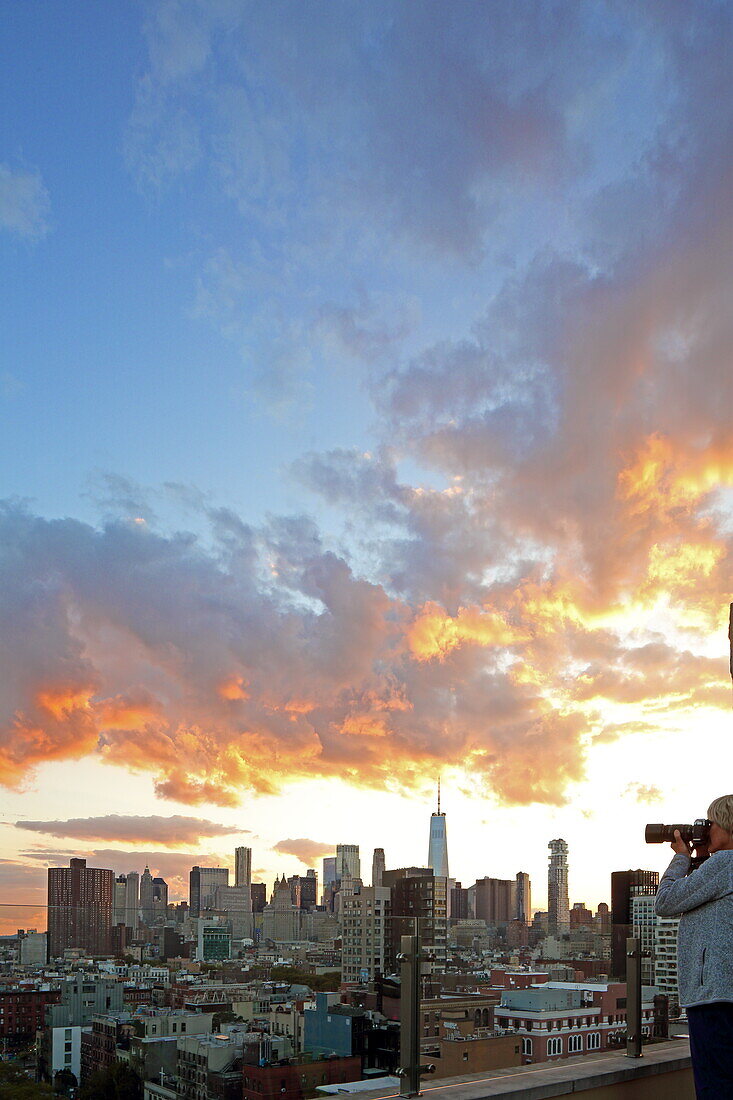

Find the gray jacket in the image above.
[{"left": 655, "top": 850, "right": 733, "bottom": 1008}]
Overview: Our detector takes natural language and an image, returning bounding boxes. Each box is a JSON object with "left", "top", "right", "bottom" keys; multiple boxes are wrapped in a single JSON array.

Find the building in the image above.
[
  {"left": 214, "top": 884, "right": 254, "bottom": 940},
  {"left": 47, "top": 857, "right": 114, "bottom": 959},
  {"left": 177, "top": 1029, "right": 246, "bottom": 1100},
  {"left": 125, "top": 871, "right": 140, "bottom": 931},
  {"left": 450, "top": 882, "right": 469, "bottom": 920},
  {"left": 235, "top": 846, "right": 252, "bottom": 889},
  {"left": 547, "top": 840, "right": 570, "bottom": 936},
  {"left": 570, "top": 903, "right": 593, "bottom": 927},
  {"left": 189, "top": 866, "right": 229, "bottom": 917},
  {"left": 631, "top": 895, "right": 657, "bottom": 984},
  {"left": 372, "top": 848, "right": 385, "bottom": 888},
  {"left": 0, "top": 985, "right": 59, "bottom": 1049},
  {"left": 515, "top": 873, "right": 531, "bottom": 924},
  {"left": 428, "top": 785, "right": 449, "bottom": 879},
  {"left": 18, "top": 930, "right": 47, "bottom": 965},
  {"left": 336, "top": 845, "right": 361, "bottom": 882},
  {"left": 242, "top": 1055, "right": 362, "bottom": 1100},
  {"left": 341, "top": 885, "right": 391, "bottom": 983},
  {"left": 289, "top": 872, "right": 317, "bottom": 911},
  {"left": 655, "top": 916, "right": 680, "bottom": 1017},
  {"left": 387, "top": 868, "right": 447, "bottom": 973},
  {"left": 39, "top": 975, "right": 124, "bottom": 1084},
  {"left": 196, "top": 919, "right": 232, "bottom": 962},
  {"left": 140, "top": 865, "right": 155, "bottom": 926},
  {"left": 494, "top": 981, "right": 659, "bottom": 1064},
  {"left": 474, "top": 877, "right": 515, "bottom": 927},
  {"left": 262, "top": 876, "right": 301, "bottom": 943},
  {"left": 251, "top": 883, "right": 267, "bottom": 913},
  {"left": 323, "top": 857, "right": 337, "bottom": 888},
  {"left": 610, "top": 869, "right": 659, "bottom": 980}
]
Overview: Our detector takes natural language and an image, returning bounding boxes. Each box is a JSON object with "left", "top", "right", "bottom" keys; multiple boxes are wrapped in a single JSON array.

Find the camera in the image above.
[{"left": 645, "top": 819, "right": 711, "bottom": 846}]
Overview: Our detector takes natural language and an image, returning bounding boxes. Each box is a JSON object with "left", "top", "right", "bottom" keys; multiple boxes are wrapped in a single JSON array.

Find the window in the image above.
[
  {"left": 547, "top": 1037, "right": 562, "bottom": 1056},
  {"left": 521, "top": 1037, "right": 533, "bottom": 1056},
  {"left": 568, "top": 1034, "right": 582, "bottom": 1053},
  {"left": 588, "top": 1032, "right": 600, "bottom": 1050}
]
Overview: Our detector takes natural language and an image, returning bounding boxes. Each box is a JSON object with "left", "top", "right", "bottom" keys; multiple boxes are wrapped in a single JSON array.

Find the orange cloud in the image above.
[{"left": 408, "top": 601, "right": 526, "bottom": 660}]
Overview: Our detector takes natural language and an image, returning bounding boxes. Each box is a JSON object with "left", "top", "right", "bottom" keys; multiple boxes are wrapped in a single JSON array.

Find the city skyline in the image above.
[{"left": 2, "top": 5, "right": 732, "bottom": 937}]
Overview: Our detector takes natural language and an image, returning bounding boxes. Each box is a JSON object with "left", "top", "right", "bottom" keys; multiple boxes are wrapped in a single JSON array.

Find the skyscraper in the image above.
[
  {"left": 474, "top": 877, "right": 515, "bottom": 926},
  {"left": 372, "top": 848, "right": 385, "bottom": 887},
  {"left": 547, "top": 839, "right": 569, "bottom": 935},
  {"left": 515, "top": 872, "right": 532, "bottom": 924},
  {"left": 125, "top": 871, "right": 140, "bottom": 930},
  {"left": 428, "top": 783, "right": 449, "bottom": 878},
  {"left": 189, "top": 866, "right": 230, "bottom": 917},
  {"left": 140, "top": 866, "right": 155, "bottom": 926},
  {"left": 336, "top": 844, "right": 360, "bottom": 881},
  {"left": 235, "top": 846, "right": 252, "bottom": 889},
  {"left": 47, "top": 858, "right": 113, "bottom": 960},
  {"left": 610, "top": 869, "right": 659, "bottom": 980}
]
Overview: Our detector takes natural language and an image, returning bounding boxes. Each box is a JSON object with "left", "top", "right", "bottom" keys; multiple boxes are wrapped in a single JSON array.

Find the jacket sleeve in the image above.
[{"left": 655, "top": 852, "right": 730, "bottom": 917}]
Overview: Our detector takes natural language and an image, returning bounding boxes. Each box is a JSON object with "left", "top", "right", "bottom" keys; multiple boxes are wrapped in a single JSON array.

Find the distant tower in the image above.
[
  {"left": 372, "top": 848, "right": 385, "bottom": 888},
  {"left": 515, "top": 872, "right": 531, "bottom": 923},
  {"left": 140, "top": 866, "right": 154, "bottom": 926},
  {"left": 428, "top": 779, "right": 449, "bottom": 878},
  {"left": 548, "top": 840, "right": 569, "bottom": 935},
  {"left": 336, "top": 844, "right": 360, "bottom": 881},
  {"left": 235, "top": 847, "right": 252, "bottom": 893}
]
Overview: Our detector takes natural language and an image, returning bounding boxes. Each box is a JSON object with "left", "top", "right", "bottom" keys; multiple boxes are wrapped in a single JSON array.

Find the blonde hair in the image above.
[{"left": 707, "top": 795, "right": 733, "bottom": 835}]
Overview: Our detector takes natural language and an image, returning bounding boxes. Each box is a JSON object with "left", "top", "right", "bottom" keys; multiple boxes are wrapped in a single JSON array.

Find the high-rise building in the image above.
[
  {"left": 152, "top": 877, "right": 168, "bottom": 922},
  {"left": 610, "top": 869, "right": 659, "bottom": 980},
  {"left": 336, "top": 845, "right": 360, "bottom": 882},
  {"left": 214, "top": 885, "right": 253, "bottom": 940},
  {"left": 262, "top": 876, "right": 301, "bottom": 943},
  {"left": 289, "top": 871, "right": 318, "bottom": 910},
  {"left": 428, "top": 784, "right": 449, "bottom": 878},
  {"left": 474, "top": 877, "right": 515, "bottom": 927},
  {"left": 47, "top": 858, "right": 114, "bottom": 960},
  {"left": 113, "top": 876, "right": 127, "bottom": 927},
  {"left": 547, "top": 839, "right": 569, "bottom": 935},
  {"left": 631, "top": 894, "right": 657, "bottom": 984},
  {"left": 386, "top": 867, "right": 447, "bottom": 974},
  {"left": 341, "top": 885, "right": 391, "bottom": 983},
  {"left": 450, "top": 881, "right": 469, "bottom": 920},
  {"left": 189, "top": 866, "right": 230, "bottom": 917},
  {"left": 251, "top": 883, "right": 267, "bottom": 913},
  {"left": 140, "top": 866, "right": 155, "bottom": 926},
  {"left": 515, "top": 872, "right": 531, "bottom": 924},
  {"left": 125, "top": 872, "right": 139, "bottom": 931},
  {"left": 235, "top": 847, "right": 252, "bottom": 889},
  {"left": 323, "top": 857, "right": 337, "bottom": 887},
  {"left": 655, "top": 915, "right": 680, "bottom": 1016},
  {"left": 372, "top": 848, "right": 385, "bottom": 888}
]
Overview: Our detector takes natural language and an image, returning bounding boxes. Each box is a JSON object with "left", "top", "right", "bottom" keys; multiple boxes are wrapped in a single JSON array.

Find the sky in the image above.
[{"left": 1, "top": 1, "right": 732, "bottom": 937}]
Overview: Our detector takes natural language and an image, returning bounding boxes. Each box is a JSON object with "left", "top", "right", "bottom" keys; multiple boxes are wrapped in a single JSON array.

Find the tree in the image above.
[
  {"left": 53, "top": 1069, "right": 78, "bottom": 1096},
  {"left": 0, "top": 1062, "right": 53, "bottom": 1099},
  {"left": 78, "top": 1063, "right": 142, "bottom": 1100}
]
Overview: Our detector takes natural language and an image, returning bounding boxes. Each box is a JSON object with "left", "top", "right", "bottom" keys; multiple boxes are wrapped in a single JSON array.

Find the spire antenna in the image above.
[{"left": 437, "top": 776, "right": 441, "bottom": 815}]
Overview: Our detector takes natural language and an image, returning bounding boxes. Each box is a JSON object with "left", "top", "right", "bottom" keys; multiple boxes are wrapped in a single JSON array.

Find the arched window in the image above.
[
  {"left": 474, "top": 1009, "right": 482, "bottom": 1027},
  {"left": 482, "top": 1008, "right": 490, "bottom": 1027},
  {"left": 547, "top": 1036, "right": 562, "bottom": 1056},
  {"left": 521, "top": 1037, "right": 533, "bottom": 1056},
  {"left": 588, "top": 1032, "right": 600, "bottom": 1050},
  {"left": 569, "top": 1034, "right": 582, "bottom": 1053}
]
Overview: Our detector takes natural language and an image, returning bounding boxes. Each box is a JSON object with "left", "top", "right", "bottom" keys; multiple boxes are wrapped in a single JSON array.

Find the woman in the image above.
[{"left": 655, "top": 794, "right": 733, "bottom": 1098}]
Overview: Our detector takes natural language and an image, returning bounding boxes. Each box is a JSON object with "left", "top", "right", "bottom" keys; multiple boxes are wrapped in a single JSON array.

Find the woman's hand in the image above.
[{"left": 672, "top": 829, "right": 692, "bottom": 856}]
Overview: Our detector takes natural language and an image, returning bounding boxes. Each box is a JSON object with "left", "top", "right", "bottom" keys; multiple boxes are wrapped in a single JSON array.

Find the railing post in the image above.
[
  {"left": 626, "top": 935, "right": 642, "bottom": 1058},
  {"left": 398, "top": 934, "right": 421, "bottom": 1097}
]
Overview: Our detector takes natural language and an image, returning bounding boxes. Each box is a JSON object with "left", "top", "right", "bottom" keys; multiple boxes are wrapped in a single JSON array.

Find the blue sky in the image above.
[{"left": 1, "top": 1, "right": 732, "bottom": 922}]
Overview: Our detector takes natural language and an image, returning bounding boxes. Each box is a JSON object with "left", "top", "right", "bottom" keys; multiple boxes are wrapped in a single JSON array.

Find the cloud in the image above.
[
  {"left": 14, "top": 814, "right": 242, "bottom": 846},
  {"left": 624, "top": 783, "right": 664, "bottom": 805},
  {"left": 272, "top": 838, "right": 334, "bottom": 866},
  {"left": 0, "top": 163, "right": 50, "bottom": 239}
]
